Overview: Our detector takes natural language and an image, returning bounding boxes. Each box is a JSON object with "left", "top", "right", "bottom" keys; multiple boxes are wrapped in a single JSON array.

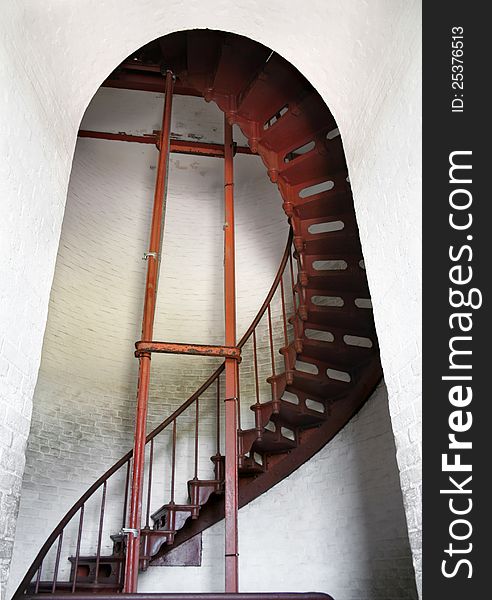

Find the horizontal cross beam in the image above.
[
  {"left": 135, "top": 341, "right": 241, "bottom": 360},
  {"left": 77, "top": 130, "right": 253, "bottom": 158},
  {"left": 103, "top": 69, "right": 202, "bottom": 96}
]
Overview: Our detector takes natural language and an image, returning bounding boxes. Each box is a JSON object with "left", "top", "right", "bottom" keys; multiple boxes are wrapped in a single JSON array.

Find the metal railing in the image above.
[{"left": 14, "top": 229, "right": 305, "bottom": 597}]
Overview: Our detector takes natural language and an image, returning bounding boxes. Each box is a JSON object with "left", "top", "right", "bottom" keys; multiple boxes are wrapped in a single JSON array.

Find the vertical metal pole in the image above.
[
  {"left": 124, "top": 70, "right": 175, "bottom": 594},
  {"left": 223, "top": 116, "right": 239, "bottom": 592}
]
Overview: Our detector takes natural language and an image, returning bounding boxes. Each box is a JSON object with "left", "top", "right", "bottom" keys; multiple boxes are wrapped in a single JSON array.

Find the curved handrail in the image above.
[
  {"left": 238, "top": 229, "right": 293, "bottom": 349},
  {"left": 15, "top": 228, "right": 293, "bottom": 596}
]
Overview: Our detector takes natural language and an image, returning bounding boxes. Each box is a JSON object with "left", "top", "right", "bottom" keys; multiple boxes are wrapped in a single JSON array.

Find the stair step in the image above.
[
  {"left": 240, "top": 427, "right": 297, "bottom": 455},
  {"left": 295, "top": 212, "right": 358, "bottom": 244},
  {"left": 301, "top": 319, "right": 377, "bottom": 344},
  {"left": 185, "top": 30, "right": 224, "bottom": 92},
  {"left": 299, "top": 269, "right": 369, "bottom": 295},
  {"left": 68, "top": 554, "right": 122, "bottom": 586},
  {"left": 289, "top": 369, "right": 349, "bottom": 400},
  {"left": 301, "top": 230, "right": 362, "bottom": 256},
  {"left": 295, "top": 250, "right": 362, "bottom": 264},
  {"left": 157, "top": 32, "right": 189, "bottom": 80},
  {"left": 236, "top": 53, "right": 307, "bottom": 124},
  {"left": 299, "top": 307, "right": 375, "bottom": 333},
  {"left": 301, "top": 337, "right": 375, "bottom": 369},
  {"left": 212, "top": 36, "right": 271, "bottom": 100},
  {"left": 302, "top": 340, "right": 374, "bottom": 373},
  {"left": 281, "top": 332, "right": 371, "bottom": 373},
  {"left": 292, "top": 190, "right": 353, "bottom": 220},
  {"left": 278, "top": 138, "right": 346, "bottom": 186},
  {"left": 188, "top": 478, "right": 223, "bottom": 506},
  {"left": 239, "top": 454, "right": 266, "bottom": 476},
  {"left": 256, "top": 399, "right": 326, "bottom": 429},
  {"left": 284, "top": 385, "right": 328, "bottom": 406},
  {"left": 151, "top": 503, "right": 199, "bottom": 530},
  {"left": 286, "top": 168, "right": 349, "bottom": 207},
  {"left": 141, "top": 529, "right": 175, "bottom": 559},
  {"left": 259, "top": 91, "right": 336, "bottom": 154},
  {"left": 303, "top": 286, "right": 370, "bottom": 309},
  {"left": 298, "top": 211, "right": 358, "bottom": 237}
]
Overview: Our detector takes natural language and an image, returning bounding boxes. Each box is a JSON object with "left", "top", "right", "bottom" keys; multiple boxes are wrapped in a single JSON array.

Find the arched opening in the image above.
[{"left": 8, "top": 28, "right": 417, "bottom": 600}]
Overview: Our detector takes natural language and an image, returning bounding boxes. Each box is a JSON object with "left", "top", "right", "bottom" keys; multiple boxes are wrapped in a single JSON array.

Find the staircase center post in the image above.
[
  {"left": 223, "top": 116, "right": 239, "bottom": 592},
  {"left": 124, "top": 69, "right": 175, "bottom": 594}
]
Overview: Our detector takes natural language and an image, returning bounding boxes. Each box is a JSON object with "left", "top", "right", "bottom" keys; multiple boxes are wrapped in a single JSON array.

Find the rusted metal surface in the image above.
[
  {"left": 170, "top": 419, "right": 177, "bottom": 504},
  {"left": 103, "top": 68, "right": 202, "bottom": 96},
  {"left": 223, "top": 116, "right": 239, "bottom": 593},
  {"left": 78, "top": 130, "right": 157, "bottom": 144},
  {"left": 124, "top": 352, "right": 150, "bottom": 592},
  {"left": 124, "top": 69, "right": 175, "bottom": 594},
  {"left": 71, "top": 506, "right": 84, "bottom": 593},
  {"left": 150, "top": 533, "right": 202, "bottom": 567},
  {"left": 170, "top": 139, "right": 253, "bottom": 157},
  {"left": 145, "top": 439, "right": 154, "bottom": 528},
  {"left": 135, "top": 341, "right": 240, "bottom": 359},
  {"left": 77, "top": 130, "right": 253, "bottom": 157},
  {"left": 94, "top": 481, "right": 107, "bottom": 584},
  {"left": 51, "top": 532, "right": 63, "bottom": 593}
]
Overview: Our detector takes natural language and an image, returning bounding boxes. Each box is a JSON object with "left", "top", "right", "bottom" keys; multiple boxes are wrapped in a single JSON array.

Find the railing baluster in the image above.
[
  {"left": 253, "top": 329, "right": 260, "bottom": 405},
  {"left": 34, "top": 562, "right": 42, "bottom": 593},
  {"left": 280, "top": 275, "right": 289, "bottom": 347},
  {"left": 253, "top": 329, "right": 262, "bottom": 436},
  {"left": 194, "top": 396, "right": 200, "bottom": 480},
  {"left": 236, "top": 366, "right": 242, "bottom": 431},
  {"left": 71, "top": 505, "right": 85, "bottom": 593},
  {"left": 51, "top": 531, "right": 63, "bottom": 593},
  {"left": 170, "top": 418, "right": 177, "bottom": 504},
  {"left": 267, "top": 304, "right": 276, "bottom": 377},
  {"left": 216, "top": 376, "right": 221, "bottom": 455},
  {"left": 122, "top": 459, "right": 130, "bottom": 528},
  {"left": 289, "top": 248, "right": 297, "bottom": 310},
  {"left": 145, "top": 439, "right": 154, "bottom": 527},
  {"left": 94, "top": 480, "right": 107, "bottom": 584}
]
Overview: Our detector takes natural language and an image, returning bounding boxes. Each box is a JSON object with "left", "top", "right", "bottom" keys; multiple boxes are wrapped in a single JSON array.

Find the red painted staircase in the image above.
[{"left": 14, "top": 30, "right": 382, "bottom": 597}]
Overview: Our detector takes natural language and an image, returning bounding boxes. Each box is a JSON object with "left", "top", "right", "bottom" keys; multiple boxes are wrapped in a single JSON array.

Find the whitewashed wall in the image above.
[
  {"left": 1, "top": 1, "right": 421, "bottom": 597},
  {"left": 7, "top": 89, "right": 290, "bottom": 594}
]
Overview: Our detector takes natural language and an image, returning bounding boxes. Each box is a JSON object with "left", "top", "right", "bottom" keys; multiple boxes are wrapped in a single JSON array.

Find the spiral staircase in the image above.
[{"left": 13, "top": 30, "right": 382, "bottom": 598}]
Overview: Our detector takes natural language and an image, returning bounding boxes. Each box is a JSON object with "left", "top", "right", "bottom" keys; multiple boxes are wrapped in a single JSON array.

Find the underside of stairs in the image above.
[{"left": 14, "top": 30, "right": 382, "bottom": 598}]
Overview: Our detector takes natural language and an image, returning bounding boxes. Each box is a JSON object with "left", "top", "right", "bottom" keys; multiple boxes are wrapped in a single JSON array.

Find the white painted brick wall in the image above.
[
  {"left": 1, "top": 1, "right": 421, "bottom": 596},
  {"left": 0, "top": 3, "right": 73, "bottom": 596}
]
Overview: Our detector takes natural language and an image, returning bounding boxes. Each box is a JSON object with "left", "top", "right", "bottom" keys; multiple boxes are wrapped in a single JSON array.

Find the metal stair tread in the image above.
[
  {"left": 240, "top": 427, "right": 297, "bottom": 454},
  {"left": 301, "top": 269, "right": 369, "bottom": 294},
  {"left": 257, "top": 399, "right": 326, "bottom": 428}
]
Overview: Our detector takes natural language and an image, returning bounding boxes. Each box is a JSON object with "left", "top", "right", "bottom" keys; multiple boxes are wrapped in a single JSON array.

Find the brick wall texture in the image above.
[{"left": 1, "top": 2, "right": 421, "bottom": 597}]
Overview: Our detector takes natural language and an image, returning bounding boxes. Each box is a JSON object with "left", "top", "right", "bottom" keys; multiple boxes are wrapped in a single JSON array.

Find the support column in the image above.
[
  {"left": 223, "top": 116, "right": 239, "bottom": 592},
  {"left": 124, "top": 70, "right": 175, "bottom": 593}
]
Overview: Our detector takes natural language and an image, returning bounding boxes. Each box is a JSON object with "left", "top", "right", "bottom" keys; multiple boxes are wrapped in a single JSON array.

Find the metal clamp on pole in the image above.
[
  {"left": 142, "top": 252, "right": 158, "bottom": 261},
  {"left": 120, "top": 528, "right": 139, "bottom": 538}
]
